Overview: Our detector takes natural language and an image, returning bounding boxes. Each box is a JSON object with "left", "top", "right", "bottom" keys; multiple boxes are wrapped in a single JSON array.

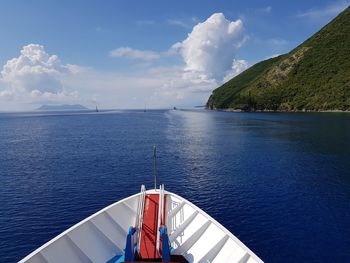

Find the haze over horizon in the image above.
[{"left": 0, "top": 0, "right": 349, "bottom": 111}]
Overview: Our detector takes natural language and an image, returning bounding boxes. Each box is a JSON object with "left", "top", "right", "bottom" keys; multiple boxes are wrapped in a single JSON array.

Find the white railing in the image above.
[
  {"left": 135, "top": 184, "right": 146, "bottom": 253},
  {"left": 156, "top": 184, "right": 165, "bottom": 252}
]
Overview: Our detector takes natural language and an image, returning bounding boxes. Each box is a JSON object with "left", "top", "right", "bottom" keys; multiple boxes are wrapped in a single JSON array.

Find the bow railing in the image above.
[
  {"left": 156, "top": 184, "right": 165, "bottom": 253},
  {"left": 135, "top": 184, "right": 146, "bottom": 253}
]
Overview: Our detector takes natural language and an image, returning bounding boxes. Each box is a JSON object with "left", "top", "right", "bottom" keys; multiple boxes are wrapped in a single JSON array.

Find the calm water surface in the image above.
[{"left": 0, "top": 110, "right": 349, "bottom": 262}]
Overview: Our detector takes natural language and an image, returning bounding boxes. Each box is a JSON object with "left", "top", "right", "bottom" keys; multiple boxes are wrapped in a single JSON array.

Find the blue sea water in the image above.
[{"left": 0, "top": 109, "right": 349, "bottom": 262}]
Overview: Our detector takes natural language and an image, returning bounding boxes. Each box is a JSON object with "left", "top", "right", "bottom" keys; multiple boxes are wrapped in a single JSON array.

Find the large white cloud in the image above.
[
  {"left": 103, "top": 13, "right": 250, "bottom": 108},
  {"left": 0, "top": 13, "right": 250, "bottom": 110},
  {"left": 174, "top": 13, "right": 247, "bottom": 84},
  {"left": 1, "top": 44, "right": 69, "bottom": 94},
  {"left": 0, "top": 44, "right": 80, "bottom": 108}
]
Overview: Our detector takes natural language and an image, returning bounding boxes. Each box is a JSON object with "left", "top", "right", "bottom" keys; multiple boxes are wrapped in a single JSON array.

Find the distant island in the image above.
[
  {"left": 36, "top": 104, "right": 89, "bottom": 111},
  {"left": 207, "top": 7, "right": 350, "bottom": 112}
]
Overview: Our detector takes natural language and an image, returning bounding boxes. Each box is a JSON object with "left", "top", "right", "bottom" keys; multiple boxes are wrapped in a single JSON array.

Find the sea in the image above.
[{"left": 0, "top": 109, "right": 349, "bottom": 262}]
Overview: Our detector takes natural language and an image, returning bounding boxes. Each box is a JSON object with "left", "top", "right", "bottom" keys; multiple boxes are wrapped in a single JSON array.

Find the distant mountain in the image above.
[
  {"left": 207, "top": 6, "right": 350, "bottom": 111},
  {"left": 37, "top": 104, "right": 89, "bottom": 111}
]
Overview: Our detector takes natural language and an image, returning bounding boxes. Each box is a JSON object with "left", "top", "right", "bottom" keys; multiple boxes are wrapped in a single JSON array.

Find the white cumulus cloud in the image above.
[
  {"left": 1, "top": 44, "right": 70, "bottom": 94},
  {"left": 110, "top": 47, "right": 161, "bottom": 61},
  {"left": 108, "top": 13, "right": 248, "bottom": 98},
  {"left": 0, "top": 44, "right": 81, "bottom": 109},
  {"left": 173, "top": 13, "right": 247, "bottom": 84},
  {"left": 0, "top": 13, "right": 251, "bottom": 110}
]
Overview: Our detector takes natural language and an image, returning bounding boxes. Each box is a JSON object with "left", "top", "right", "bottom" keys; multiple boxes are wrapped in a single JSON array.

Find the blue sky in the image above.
[{"left": 0, "top": 0, "right": 348, "bottom": 110}]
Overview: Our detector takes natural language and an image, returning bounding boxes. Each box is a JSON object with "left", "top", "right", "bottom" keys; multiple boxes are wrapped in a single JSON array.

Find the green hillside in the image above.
[{"left": 207, "top": 6, "right": 350, "bottom": 111}]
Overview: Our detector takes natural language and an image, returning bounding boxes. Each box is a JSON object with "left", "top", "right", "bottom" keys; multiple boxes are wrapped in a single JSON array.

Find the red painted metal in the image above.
[{"left": 138, "top": 194, "right": 161, "bottom": 260}]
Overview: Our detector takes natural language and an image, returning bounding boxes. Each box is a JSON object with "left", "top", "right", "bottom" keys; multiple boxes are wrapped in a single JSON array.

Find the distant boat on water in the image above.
[
  {"left": 173, "top": 106, "right": 177, "bottom": 110},
  {"left": 95, "top": 105, "right": 99, "bottom": 112}
]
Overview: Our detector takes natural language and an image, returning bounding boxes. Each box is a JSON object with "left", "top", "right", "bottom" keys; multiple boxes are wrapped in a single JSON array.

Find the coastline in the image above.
[{"left": 206, "top": 108, "right": 350, "bottom": 113}]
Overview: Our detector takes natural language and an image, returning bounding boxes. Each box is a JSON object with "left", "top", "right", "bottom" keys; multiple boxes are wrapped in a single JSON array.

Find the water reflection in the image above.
[{"left": 1, "top": 110, "right": 350, "bottom": 262}]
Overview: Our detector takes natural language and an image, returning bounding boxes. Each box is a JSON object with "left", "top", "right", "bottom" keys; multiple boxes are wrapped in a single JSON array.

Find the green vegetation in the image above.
[{"left": 207, "top": 7, "right": 350, "bottom": 111}]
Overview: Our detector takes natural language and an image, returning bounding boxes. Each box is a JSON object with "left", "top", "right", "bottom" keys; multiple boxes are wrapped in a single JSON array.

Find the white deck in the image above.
[{"left": 19, "top": 189, "right": 263, "bottom": 263}]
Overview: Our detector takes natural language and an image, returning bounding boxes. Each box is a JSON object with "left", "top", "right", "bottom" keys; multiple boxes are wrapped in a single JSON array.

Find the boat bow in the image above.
[{"left": 19, "top": 186, "right": 263, "bottom": 263}]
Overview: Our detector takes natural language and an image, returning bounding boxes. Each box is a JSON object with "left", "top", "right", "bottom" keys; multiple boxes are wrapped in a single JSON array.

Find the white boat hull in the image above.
[{"left": 19, "top": 189, "right": 263, "bottom": 263}]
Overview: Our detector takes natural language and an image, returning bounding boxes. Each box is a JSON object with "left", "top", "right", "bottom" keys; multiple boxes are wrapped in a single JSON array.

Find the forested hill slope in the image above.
[{"left": 207, "top": 6, "right": 350, "bottom": 111}]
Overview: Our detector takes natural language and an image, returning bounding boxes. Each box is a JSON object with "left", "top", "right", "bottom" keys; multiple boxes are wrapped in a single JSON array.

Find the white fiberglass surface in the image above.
[
  {"left": 20, "top": 189, "right": 262, "bottom": 263},
  {"left": 19, "top": 193, "right": 140, "bottom": 263},
  {"left": 165, "top": 191, "right": 263, "bottom": 263}
]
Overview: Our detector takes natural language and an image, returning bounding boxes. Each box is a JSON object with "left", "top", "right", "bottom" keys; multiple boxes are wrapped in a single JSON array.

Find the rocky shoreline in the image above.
[{"left": 207, "top": 108, "right": 350, "bottom": 113}]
